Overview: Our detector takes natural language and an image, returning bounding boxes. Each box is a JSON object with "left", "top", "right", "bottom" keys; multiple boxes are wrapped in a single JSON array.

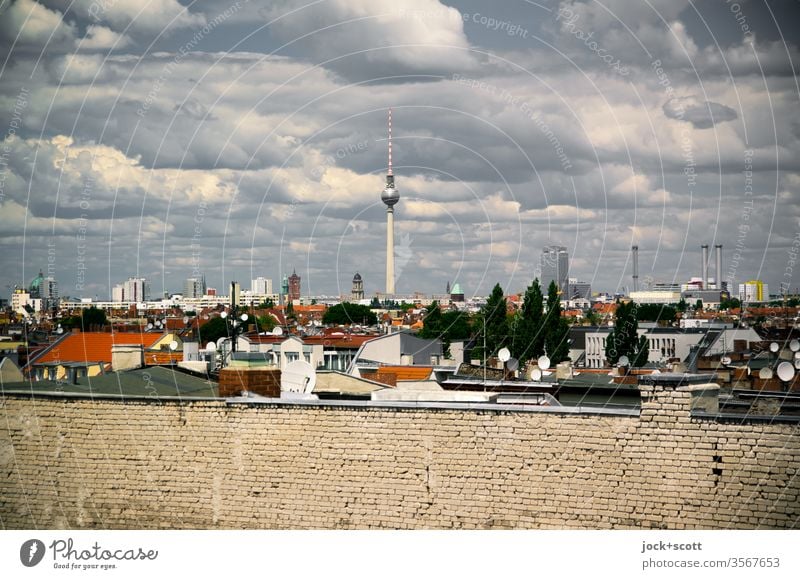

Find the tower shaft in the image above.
[{"left": 386, "top": 208, "right": 395, "bottom": 295}]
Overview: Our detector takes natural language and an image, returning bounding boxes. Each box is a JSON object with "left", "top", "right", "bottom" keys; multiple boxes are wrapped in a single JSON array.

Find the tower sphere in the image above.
[{"left": 382, "top": 185, "right": 400, "bottom": 206}]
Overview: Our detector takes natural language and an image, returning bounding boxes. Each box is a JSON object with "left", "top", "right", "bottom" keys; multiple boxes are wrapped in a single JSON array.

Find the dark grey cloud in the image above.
[{"left": 663, "top": 96, "right": 738, "bottom": 129}]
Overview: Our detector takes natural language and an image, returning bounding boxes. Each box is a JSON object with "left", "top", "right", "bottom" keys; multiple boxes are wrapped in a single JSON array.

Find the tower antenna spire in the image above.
[{"left": 387, "top": 107, "right": 393, "bottom": 176}]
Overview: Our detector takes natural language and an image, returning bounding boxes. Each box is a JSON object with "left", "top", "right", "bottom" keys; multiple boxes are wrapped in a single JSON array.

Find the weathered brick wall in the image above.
[{"left": 1, "top": 384, "right": 798, "bottom": 529}]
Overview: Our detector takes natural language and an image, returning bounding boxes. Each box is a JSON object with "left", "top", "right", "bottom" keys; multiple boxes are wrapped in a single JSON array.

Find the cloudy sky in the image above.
[{"left": 0, "top": 0, "right": 798, "bottom": 300}]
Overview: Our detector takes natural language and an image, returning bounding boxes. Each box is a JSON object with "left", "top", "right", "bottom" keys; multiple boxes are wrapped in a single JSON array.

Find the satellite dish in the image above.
[
  {"left": 241, "top": 313, "right": 249, "bottom": 322},
  {"left": 281, "top": 360, "right": 317, "bottom": 394},
  {"left": 162, "top": 318, "right": 168, "bottom": 325},
  {"left": 216, "top": 338, "right": 227, "bottom": 350},
  {"left": 795, "top": 359, "right": 800, "bottom": 370},
  {"left": 507, "top": 357, "right": 519, "bottom": 371},
  {"left": 146, "top": 323, "right": 153, "bottom": 330},
  {"left": 790, "top": 339, "right": 800, "bottom": 352},
  {"left": 220, "top": 311, "right": 228, "bottom": 319},
  {"left": 777, "top": 362, "right": 795, "bottom": 382},
  {"left": 169, "top": 341, "right": 178, "bottom": 351},
  {"left": 769, "top": 342, "right": 779, "bottom": 353},
  {"left": 537, "top": 355, "right": 551, "bottom": 370},
  {"left": 498, "top": 347, "right": 511, "bottom": 362},
  {"left": 272, "top": 327, "right": 284, "bottom": 336},
  {"left": 759, "top": 367, "right": 773, "bottom": 379},
  {"left": 530, "top": 367, "right": 543, "bottom": 381},
  {"left": 183, "top": 316, "right": 189, "bottom": 324},
  {"left": 56, "top": 326, "right": 64, "bottom": 334},
  {"left": 618, "top": 355, "right": 630, "bottom": 367},
  {"left": 205, "top": 342, "right": 216, "bottom": 351},
  {"left": 721, "top": 356, "right": 732, "bottom": 366}
]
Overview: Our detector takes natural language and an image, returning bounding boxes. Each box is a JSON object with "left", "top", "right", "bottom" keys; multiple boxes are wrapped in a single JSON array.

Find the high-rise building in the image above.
[
  {"left": 183, "top": 276, "right": 206, "bottom": 298},
  {"left": 29, "top": 270, "right": 59, "bottom": 309},
  {"left": 230, "top": 281, "right": 241, "bottom": 308},
  {"left": 251, "top": 277, "right": 273, "bottom": 295},
  {"left": 351, "top": 272, "right": 364, "bottom": 301},
  {"left": 381, "top": 108, "right": 400, "bottom": 295},
  {"left": 739, "top": 280, "right": 768, "bottom": 302},
  {"left": 568, "top": 278, "right": 591, "bottom": 300},
  {"left": 288, "top": 270, "right": 301, "bottom": 302},
  {"left": 112, "top": 277, "right": 149, "bottom": 302},
  {"left": 540, "top": 245, "right": 569, "bottom": 298}
]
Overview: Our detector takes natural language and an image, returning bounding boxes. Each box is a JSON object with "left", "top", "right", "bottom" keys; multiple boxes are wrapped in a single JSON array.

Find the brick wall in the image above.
[
  {"left": 218, "top": 367, "right": 281, "bottom": 397},
  {"left": 1, "top": 383, "right": 798, "bottom": 529}
]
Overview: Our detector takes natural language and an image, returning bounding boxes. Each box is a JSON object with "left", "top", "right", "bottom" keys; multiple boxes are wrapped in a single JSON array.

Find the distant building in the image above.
[
  {"left": 351, "top": 273, "right": 364, "bottom": 301},
  {"left": 230, "top": 281, "right": 241, "bottom": 308},
  {"left": 288, "top": 270, "right": 301, "bottom": 302},
  {"left": 206, "top": 287, "right": 217, "bottom": 296},
  {"left": 739, "top": 280, "right": 768, "bottom": 302},
  {"left": 251, "top": 277, "right": 273, "bottom": 295},
  {"left": 568, "top": 278, "right": 591, "bottom": 300},
  {"left": 11, "top": 289, "right": 42, "bottom": 316},
  {"left": 112, "top": 277, "right": 149, "bottom": 302},
  {"left": 450, "top": 282, "right": 465, "bottom": 303},
  {"left": 183, "top": 277, "right": 206, "bottom": 299},
  {"left": 629, "top": 290, "right": 681, "bottom": 304},
  {"left": 541, "top": 245, "right": 569, "bottom": 298}
]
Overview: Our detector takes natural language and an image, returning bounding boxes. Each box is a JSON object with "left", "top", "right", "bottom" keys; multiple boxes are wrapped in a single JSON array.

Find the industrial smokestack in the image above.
[
  {"left": 715, "top": 244, "right": 722, "bottom": 290},
  {"left": 632, "top": 245, "right": 639, "bottom": 292},
  {"left": 701, "top": 244, "right": 709, "bottom": 288}
]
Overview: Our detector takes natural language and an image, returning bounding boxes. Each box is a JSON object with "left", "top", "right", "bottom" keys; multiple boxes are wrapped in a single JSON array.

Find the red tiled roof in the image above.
[{"left": 35, "top": 332, "right": 162, "bottom": 364}]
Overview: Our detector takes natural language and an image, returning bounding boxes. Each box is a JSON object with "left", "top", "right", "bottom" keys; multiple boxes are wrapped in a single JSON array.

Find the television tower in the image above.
[{"left": 381, "top": 108, "right": 400, "bottom": 295}]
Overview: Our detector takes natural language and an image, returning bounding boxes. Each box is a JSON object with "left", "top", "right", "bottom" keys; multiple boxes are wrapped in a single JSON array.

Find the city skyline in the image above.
[{"left": 0, "top": 1, "right": 798, "bottom": 300}]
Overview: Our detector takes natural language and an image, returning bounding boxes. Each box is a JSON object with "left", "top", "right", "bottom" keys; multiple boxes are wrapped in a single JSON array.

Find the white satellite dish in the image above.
[
  {"left": 216, "top": 338, "right": 227, "bottom": 350},
  {"left": 795, "top": 351, "right": 800, "bottom": 360},
  {"left": 281, "top": 360, "right": 317, "bottom": 394},
  {"left": 777, "top": 362, "right": 795, "bottom": 382},
  {"left": 721, "top": 356, "right": 732, "bottom": 365},
  {"left": 146, "top": 323, "right": 153, "bottom": 330},
  {"left": 498, "top": 347, "right": 511, "bottom": 362},
  {"left": 220, "top": 311, "right": 228, "bottom": 319},
  {"left": 618, "top": 355, "right": 630, "bottom": 367},
  {"left": 537, "top": 355, "right": 551, "bottom": 370},
  {"left": 169, "top": 341, "right": 179, "bottom": 351},
  {"left": 769, "top": 342, "right": 779, "bottom": 353},
  {"left": 56, "top": 326, "right": 64, "bottom": 334},
  {"left": 183, "top": 316, "right": 189, "bottom": 324},
  {"left": 530, "top": 367, "right": 543, "bottom": 381},
  {"left": 790, "top": 339, "right": 800, "bottom": 352},
  {"left": 795, "top": 359, "right": 800, "bottom": 370},
  {"left": 241, "top": 313, "right": 249, "bottom": 322},
  {"left": 759, "top": 367, "right": 773, "bottom": 380},
  {"left": 507, "top": 357, "right": 519, "bottom": 371},
  {"left": 205, "top": 342, "right": 216, "bottom": 351},
  {"left": 162, "top": 318, "right": 168, "bottom": 325},
  {"left": 272, "top": 327, "right": 284, "bottom": 336}
]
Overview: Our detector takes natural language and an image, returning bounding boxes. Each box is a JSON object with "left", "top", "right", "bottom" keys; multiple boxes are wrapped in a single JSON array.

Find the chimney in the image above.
[
  {"left": 701, "top": 244, "right": 709, "bottom": 288},
  {"left": 632, "top": 245, "right": 639, "bottom": 292},
  {"left": 715, "top": 244, "right": 722, "bottom": 289},
  {"left": 111, "top": 344, "right": 144, "bottom": 372}
]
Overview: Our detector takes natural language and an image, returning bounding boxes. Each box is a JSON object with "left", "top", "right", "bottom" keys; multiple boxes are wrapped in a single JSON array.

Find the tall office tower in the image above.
[
  {"left": 540, "top": 245, "right": 569, "bottom": 298},
  {"left": 251, "top": 277, "right": 273, "bottom": 295},
  {"left": 381, "top": 108, "right": 400, "bottom": 295},
  {"left": 183, "top": 277, "right": 206, "bottom": 298},
  {"left": 288, "top": 270, "right": 301, "bottom": 302}
]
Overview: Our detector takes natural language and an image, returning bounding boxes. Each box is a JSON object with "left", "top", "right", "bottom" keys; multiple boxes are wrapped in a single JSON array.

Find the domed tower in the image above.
[
  {"left": 382, "top": 108, "right": 400, "bottom": 295},
  {"left": 351, "top": 272, "right": 364, "bottom": 301}
]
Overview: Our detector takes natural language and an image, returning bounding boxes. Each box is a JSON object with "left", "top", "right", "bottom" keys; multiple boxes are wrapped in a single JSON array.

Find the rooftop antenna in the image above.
[{"left": 387, "top": 107, "right": 393, "bottom": 177}]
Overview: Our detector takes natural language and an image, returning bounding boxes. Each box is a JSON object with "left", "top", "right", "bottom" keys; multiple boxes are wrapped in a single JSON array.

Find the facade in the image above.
[
  {"left": 681, "top": 289, "right": 729, "bottom": 308},
  {"left": 251, "top": 277, "right": 273, "bottom": 295},
  {"left": 11, "top": 289, "right": 42, "bottom": 316},
  {"left": 629, "top": 290, "right": 681, "bottom": 304},
  {"left": 288, "top": 270, "right": 301, "bottom": 302},
  {"left": 112, "top": 277, "right": 149, "bottom": 302},
  {"left": 568, "top": 278, "right": 591, "bottom": 300},
  {"left": 350, "top": 332, "right": 442, "bottom": 373},
  {"left": 351, "top": 273, "right": 364, "bottom": 301},
  {"left": 540, "top": 245, "right": 569, "bottom": 298},
  {"left": 28, "top": 271, "right": 59, "bottom": 309},
  {"left": 183, "top": 277, "right": 206, "bottom": 299},
  {"left": 739, "top": 280, "right": 768, "bottom": 302}
]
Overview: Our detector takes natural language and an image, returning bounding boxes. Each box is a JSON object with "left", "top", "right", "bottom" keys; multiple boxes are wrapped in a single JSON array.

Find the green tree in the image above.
[
  {"left": 676, "top": 298, "right": 688, "bottom": 312},
  {"left": 695, "top": 299, "right": 703, "bottom": 311},
  {"left": 419, "top": 301, "right": 443, "bottom": 340},
  {"left": 257, "top": 298, "right": 275, "bottom": 309},
  {"left": 322, "top": 303, "right": 378, "bottom": 326},
  {"left": 472, "top": 283, "right": 509, "bottom": 361},
  {"left": 198, "top": 316, "right": 230, "bottom": 346},
  {"left": 369, "top": 297, "right": 381, "bottom": 308},
  {"left": 719, "top": 297, "right": 741, "bottom": 310},
  {"left": 81, "top": 307, "right": 107, "bottom": 330},
  {"left": 543, "top": 280, "right": 570, "bottom": 364},
  {"left": 256, "top": 315, "right": 277, "bottom": 332},
  {"left": 635, "top": 303, "right": 677, "bottom": 324},
  {"left": 511, "top": 278, "right": 545, "bottom": 365},
  {"left": 605, "top": 301, "right": 649, "bottom": 367}
]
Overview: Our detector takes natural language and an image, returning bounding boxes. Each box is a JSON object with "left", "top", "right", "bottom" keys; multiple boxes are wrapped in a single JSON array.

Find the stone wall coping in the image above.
[
  {"left": 691, "top": 410, "right": 800, "bottom": 424},
  {"left": 0, "top": 390, "right": 638, "bottom": 417},
  {"left": 679, "top": 383, "right": 721, "bottom": 393},
  {"left": 638, "top": 373, "right": 718, "bottom": 386}
]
